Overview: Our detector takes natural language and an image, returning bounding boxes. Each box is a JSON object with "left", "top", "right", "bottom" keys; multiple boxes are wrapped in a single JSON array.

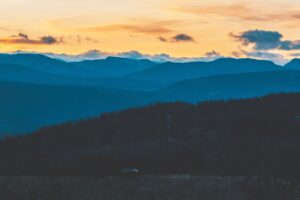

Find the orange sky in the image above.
[{"left": 1, "top": 0, "right": 300, "bottom": 63}]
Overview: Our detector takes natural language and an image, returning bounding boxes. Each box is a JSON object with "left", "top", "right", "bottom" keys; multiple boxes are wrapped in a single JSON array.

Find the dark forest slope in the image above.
[{"left": 1, "top": 94, "right": 300, "bottom": 177}]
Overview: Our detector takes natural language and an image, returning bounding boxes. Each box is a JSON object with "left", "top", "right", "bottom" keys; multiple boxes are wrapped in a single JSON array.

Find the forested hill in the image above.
[{"left": 1, "top": 93, "right": 300, "bottom": 177}]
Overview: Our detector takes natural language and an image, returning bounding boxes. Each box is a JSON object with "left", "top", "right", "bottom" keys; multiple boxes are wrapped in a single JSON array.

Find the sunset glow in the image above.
[{"left": 1, "top": 0, "right": 300, "bottom": 63}]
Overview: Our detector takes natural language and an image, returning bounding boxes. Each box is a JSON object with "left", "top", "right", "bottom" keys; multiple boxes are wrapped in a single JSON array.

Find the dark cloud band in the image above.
[
  {"left": 172, "top": 34, "right": 194, "bottom": 42},
  {"left": 0, "top": 33, "right": 60, "bottom": 45}
]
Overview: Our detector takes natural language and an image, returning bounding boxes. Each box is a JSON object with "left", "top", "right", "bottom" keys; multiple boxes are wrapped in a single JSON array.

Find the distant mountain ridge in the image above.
[
  {"left": 0, "top": 54, "right": 162, "bottom": 90},
  {"left": 0, "top": 54, "right": 75, "bottom": 75},
  {"left": 127, "top": 58, "right": 281, "bottom": 83},
  {"left": 0, "top": 62, "right": 164, "bottom": 90},
  {"left": 0, "top": 54, "right": 157, "bottom": 77},
  {"left": 159, "top": 70, "right": 300, "bottom": 102},
  {"left": 284, "top": 58, "right": 300, "bottom": 70},
  {"left": 71, "top": 56, "right": 157, "bottom": 77}
]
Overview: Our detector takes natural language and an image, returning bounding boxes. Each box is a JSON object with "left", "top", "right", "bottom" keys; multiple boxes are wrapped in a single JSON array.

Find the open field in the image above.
[{"left": 0, "top": 176, "right": 247, "bottom": 200}]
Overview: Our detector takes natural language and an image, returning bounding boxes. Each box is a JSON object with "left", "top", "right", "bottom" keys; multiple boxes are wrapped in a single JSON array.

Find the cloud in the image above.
[
  {"left": 158, "top": 36, "right": 168, "bottom": 42},
  {"left": 10, "top": 48, "right": 291, "bottom": 66},
  {"left": 231, "top": 49, "right": 288, "bottom": 65},
  {"left": 85, "top": 37, "right": 99, "bottom": 43},
  {"left": 116, "top": 51, "right": 146, "bottom": 60},
  {"left": 172, "top": 34, "right": 195, "bottom": 42},
  {"left": 230, "top": 30, "right": 282, "bottom": 50},
  {"left": 42, "top": 49, "right": 108, "bottom": 61},
  {"left": 279, "top": 40, "right": 300, "bottom": 50},
  {"left": 80, "top": 20, "right": 177, "bottom": 35},
  {"left": 0, "top": 27, "right": 13, "bottom": 32},
  {"left": 17, "top": 33, "right": 29, "bottom": 40},
  {"left": 231, "top": 29, "right": 300, "bottom": 51},
  {"left": 174, "top": 3, "right": 300, "bottom": 22},
  {"left": 63, "top": 35, "right": 98, "bottom": 45},
  {"left": 290, "top": 53, "right": 300, "bottom": 57},
  {"left": 13, "top": 49, "right": 222, "bottom": 63},
  {"left": 73, "top": 49, "right": 107, "bottom": 59},
  {"left": 40, "top": 36, "right": 58, "bottom": 44},
  {"left": 158, "top": 34, "right": 195, "bottom": 43},
  {"left": 0, "top": 33, "right": 60, "bottom": 45},
  {"left": 175, "top": 3, "right": 262, "bottom": 21},
  {"left": 205, "top": 50, "right": 221, "bottom": 57}
]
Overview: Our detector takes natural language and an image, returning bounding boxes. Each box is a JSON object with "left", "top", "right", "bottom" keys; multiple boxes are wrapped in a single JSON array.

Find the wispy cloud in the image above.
[
  {"left": 79, "top": 20, "right": 178, "bottom": 35},
  {"left": 289, "top": 53, "right": 300, "bottom": 57},
  {"left": 158, "top": 36, "right": 168, "bottom": 42},
  {"left": 231, "top": 49, "right": 288, "bottom": 65},
  {"left": 13, "top": 49, "right": 222, "bottom": 63},
  {"left": 205, "top": 50, "right": 221, "bottom": 57},
  {"left": 173, "top": 3, "right": 300, "bottom": 22}
]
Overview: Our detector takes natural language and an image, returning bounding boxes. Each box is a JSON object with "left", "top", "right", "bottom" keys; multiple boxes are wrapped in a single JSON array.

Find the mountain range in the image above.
[{"left": 0, "top": 53, "right": 300, "bottom": 135}]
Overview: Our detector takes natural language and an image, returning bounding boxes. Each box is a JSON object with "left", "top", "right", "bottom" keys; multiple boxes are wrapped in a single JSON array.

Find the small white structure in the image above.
[{"left": 119, "top": 168, "right": 140, "bottom": 176}]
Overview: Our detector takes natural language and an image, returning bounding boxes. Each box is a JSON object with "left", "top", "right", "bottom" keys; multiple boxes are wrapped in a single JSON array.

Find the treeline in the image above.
[{"left": 0, "top": 93, "right": 300, "bottom": 177}]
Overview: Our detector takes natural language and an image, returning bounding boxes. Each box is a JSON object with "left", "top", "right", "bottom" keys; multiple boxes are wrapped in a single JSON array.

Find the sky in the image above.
[{"left": 1, "top": 0, "right": 300, "bottom": 64}]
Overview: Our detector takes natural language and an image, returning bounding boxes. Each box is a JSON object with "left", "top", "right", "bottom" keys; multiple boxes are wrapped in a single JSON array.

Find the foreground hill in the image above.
[
  {"left": 0, "top": 176, "right": 246, "bottom": 200},
  {"left": 1, "top": 94, "right": 300, "bottom": 177}
]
